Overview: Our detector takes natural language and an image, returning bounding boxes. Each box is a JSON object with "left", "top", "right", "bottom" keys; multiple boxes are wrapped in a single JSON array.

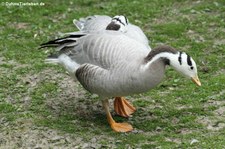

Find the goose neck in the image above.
[{"left": 144, "top": 45, "right": 178, "bottom": 68}]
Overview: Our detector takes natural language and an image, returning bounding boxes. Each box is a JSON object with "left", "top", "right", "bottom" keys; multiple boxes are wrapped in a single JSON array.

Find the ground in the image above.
[{"left": 0, "top": 0, "right": 225, "bottom": 148}]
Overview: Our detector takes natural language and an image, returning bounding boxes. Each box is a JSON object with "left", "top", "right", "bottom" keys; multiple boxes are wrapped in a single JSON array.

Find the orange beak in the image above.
[{"left": 191, "top": 75, "right": 201, "bottom": 86}]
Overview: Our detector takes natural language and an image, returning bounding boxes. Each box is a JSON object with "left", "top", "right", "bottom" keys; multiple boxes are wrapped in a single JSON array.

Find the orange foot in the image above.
[
  {"left": 102, "top": 99, "right": 133, "bottom": 132},
  {"left": 110, "top": 122, "right": 133, "bottom": 132},
  {"left": 114, "top": 97, "right": 136, "bottom": 117}
]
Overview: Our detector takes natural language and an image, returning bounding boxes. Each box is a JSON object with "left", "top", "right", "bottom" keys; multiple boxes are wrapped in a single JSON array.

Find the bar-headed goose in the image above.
[
  {"left": 40, "top": 30, "right": 201, "bottom": 132},
  {"left": 73, "top": 15, "right": 150, "bottom": 48},
  {"left": 68, "top": 15, "right": 150, "bottom": 117}
]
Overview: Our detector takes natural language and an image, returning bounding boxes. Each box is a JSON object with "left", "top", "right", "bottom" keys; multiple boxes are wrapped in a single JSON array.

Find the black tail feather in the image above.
[{"left": 39, "top": 34, "right": 86, "bottom": 49}]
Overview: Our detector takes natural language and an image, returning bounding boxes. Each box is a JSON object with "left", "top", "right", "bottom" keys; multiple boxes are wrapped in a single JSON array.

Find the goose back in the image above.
[
  {"left": 74, "top": 15, "right": 112, "bottom": 32},
  {"left": 69, "top": 31, "right": 148, "bottom": 68},
  {"left": 74, "top": 15, "right": 150, "bottom": 49}
]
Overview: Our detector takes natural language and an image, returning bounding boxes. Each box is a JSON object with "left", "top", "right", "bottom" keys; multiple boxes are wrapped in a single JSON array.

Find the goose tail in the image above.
[
  {"left": 45, "top": 54, "right": 80, "bottom": 77},
  {"left": 40, "top": 32, "right": 85, "bottom": 77},
  {"left": 73, "top": 16, "right": 97, "bottom": 31},
  {"left": 73, "top": 19, "right": 84, "bottom": 31},
  {"left": 39, "top": 33, "right": 86, "bottom": 49}
]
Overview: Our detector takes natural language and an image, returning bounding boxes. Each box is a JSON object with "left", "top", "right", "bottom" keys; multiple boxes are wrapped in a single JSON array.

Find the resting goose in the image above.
[
  {"left": 40, "top": 30, "right": 201, "bottom": 132},
  {"left": 72, "top": 15, "right": 150, "bottom": 48}
]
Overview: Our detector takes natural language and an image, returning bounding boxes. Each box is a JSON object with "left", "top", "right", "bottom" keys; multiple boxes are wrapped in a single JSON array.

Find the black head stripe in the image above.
[
  {"left": 112, "top": 17, "right": 126, "bottom": 26},
  {"left": 178, "top": 52, "right": 182, "bottom": 65},
  {"left": 187, "top": 54, "right": 192, "bottom": 66},
  {"left": 124, "top": 16, "right": 128, "bottom": 25}
]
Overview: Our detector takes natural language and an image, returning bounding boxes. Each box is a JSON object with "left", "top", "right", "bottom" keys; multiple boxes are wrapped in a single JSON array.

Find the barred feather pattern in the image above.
[{"left": 40, "top": 30, "right": 196, "bottom": 98}]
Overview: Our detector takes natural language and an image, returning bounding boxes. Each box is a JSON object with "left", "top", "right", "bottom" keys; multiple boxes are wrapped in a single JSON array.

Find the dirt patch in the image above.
[
  {"left": 186, "top": 30, "right": 205, "bottom": 43},
  {"left": 165, "top": 137, "right": 181, "bottom": 144},
  {"left": 0, "top": 56, "right": 4, "bottom": 63},
  {"left": 214, "top": 69, "right": 225, "bottom": 76},
  {"left": 197, "top": 98, "right": 225, "bottom": 131},
  {"left": 0, "top": 65, "right": 118, "bottom": 148},
  {"left": 207, "top": 90, "right": 225, "bottom": 101},
  {"left": 214, "top": 106, "right": 225, "bottom": 116},
  {"left": 0, "top": 118, "right": 116, "bottom": 149},
  {"left": 197, "top": 116, "right": 225, "bottom": 131}
]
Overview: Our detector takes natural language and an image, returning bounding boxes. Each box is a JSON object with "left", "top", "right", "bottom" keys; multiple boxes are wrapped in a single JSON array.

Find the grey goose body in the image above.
[
  {"left": 41, "top": 30, "right": 201, "bottom": 98},
  {"left": 41, "top": 27, "right": 201, "bottom": 132},
  {"left": 74, "top": 33, "right": 164, "bottom": 97}
]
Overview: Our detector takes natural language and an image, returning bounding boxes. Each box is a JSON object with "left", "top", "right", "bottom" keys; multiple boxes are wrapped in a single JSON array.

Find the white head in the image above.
[
  {"left": 145, "top": 46, "right": 201, "bottom": 86},
  {"left": 106, "top": 15, "right": 129, "bottom": 33},
  {"left": 169, "top": 51, "right": 201, "bottom": 86}
]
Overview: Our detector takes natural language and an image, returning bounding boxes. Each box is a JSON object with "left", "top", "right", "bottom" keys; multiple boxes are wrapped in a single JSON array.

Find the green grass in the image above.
[{"left": 1, "top": 0, "right": 225, "bottom": 148}]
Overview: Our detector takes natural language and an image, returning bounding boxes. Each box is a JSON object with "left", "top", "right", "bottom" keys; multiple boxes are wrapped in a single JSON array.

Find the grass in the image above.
[{"left": 0, "top": 0, "right": 225, "bottom": 148}]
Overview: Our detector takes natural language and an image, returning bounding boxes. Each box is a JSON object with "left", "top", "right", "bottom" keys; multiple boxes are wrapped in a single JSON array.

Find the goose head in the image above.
[
  {"left": 169, "top": 51, "right": 201, "bottom": 86},
  {"left": 145, "top": 45, "right": 201, "bottom": 86},
  {"left": 106, "top": 15, "right": 128, "bottom": 32}
]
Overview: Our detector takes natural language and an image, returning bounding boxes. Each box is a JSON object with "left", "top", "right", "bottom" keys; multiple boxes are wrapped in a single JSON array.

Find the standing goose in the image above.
[
  {"left": 68, "top": 15, "right": 150, "bottom": 118},
  {"left": 40, "top": 31, "right": 201, "bottom": 132}
]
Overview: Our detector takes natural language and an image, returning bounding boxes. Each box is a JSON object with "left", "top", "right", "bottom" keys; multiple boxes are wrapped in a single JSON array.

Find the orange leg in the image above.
[
  {"left": 102, "top": 99, "right": 133, "bottom": 132},
  {"left": 114, "top": 97, "right": 136, "bottom": 117}
]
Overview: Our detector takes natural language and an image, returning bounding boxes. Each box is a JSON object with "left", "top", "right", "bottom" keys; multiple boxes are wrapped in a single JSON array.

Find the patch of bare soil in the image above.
[
  {"left": 0, "top": 119, "right": 116, "bottom": 149},
  {"left": 23, "top": 68, "right": 104, "bottom": 115},
  {"left": 197, "top": 91, "right": 225, "bottom": 131},
  {"left": 0, "top": 66, "right": 119, "bottom": 148}
]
